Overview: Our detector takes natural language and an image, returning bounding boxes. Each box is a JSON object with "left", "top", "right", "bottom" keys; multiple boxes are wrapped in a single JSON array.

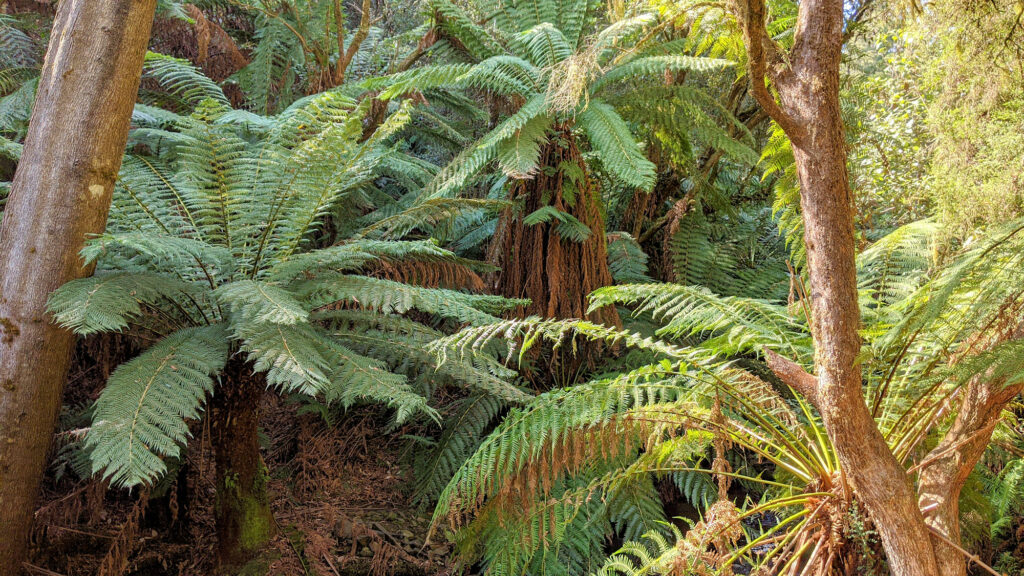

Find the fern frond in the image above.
[
  {"left": 588, "top": 284, "right": 811, "bottom": 361},
  {"left": 86, "top": 325, "right": 229, "bottom": 487},
  {"left": 234, "top": 321, "right": 333, "bottom": 395},
  {"left": 48, "top": 272, "right": 202, "bottom": 336},
  {"left": 142, "top": 52, "right": 230, "bottom": 109},
  {"left": 216, "top": 279, "right": 309, "bottom": 325},
  {"left": 296, "top": 274, "right": 518, "bottom": 326},
  {"left": 515, "top": 23, "right": 573, "bottom": 68},
  {"left": 596, "top": 54, "right": 733, "bottom": 91},
  {"left": 496, "top": 113, "right": 552, "bottom": 178},
  {"left": 606, "top": 232, "right": 652, "bottom": 283},
  {"left": 322, "top": 339, "right": 436, "bottom": 424},
  {"left": 412, "top": 393, "right": 508, "bottom": 504},
  {"left": 578, "top": 101, "right": 656, "bottom": 190}
]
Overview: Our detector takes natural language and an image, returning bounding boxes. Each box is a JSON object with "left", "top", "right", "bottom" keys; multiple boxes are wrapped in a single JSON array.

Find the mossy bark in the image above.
[{"left": 211, "top": 359, "right": 275, "bottom": 570}]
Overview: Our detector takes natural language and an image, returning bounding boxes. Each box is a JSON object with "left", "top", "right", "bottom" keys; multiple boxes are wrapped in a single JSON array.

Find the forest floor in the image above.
[{"left": 27, "top": 387, "right": 455, "bottom": 576}]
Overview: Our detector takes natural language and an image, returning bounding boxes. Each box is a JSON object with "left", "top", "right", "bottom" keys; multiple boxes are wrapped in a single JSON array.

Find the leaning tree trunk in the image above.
[
  {"left": 488, "top": 128, "right": 620, "bottom": 379},
  {"left": 209, "top": 358, "right": 275, "bottom": 569},
  {"left": 732, "top": 0, "right": 944, "bottom": 573},
  {"left": 918, "top": 374, "right": 1024, "bottom": 576},
  {"left": 0, "top": 2, "right": 155, "bottom": 573}
]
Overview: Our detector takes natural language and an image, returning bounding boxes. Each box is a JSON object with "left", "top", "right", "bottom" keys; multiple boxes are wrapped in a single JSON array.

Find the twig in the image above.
[
  {"left": 323, "top": 553, "right": 342, "bottom": 576},
  {"left": 22, "top": 563, "right": 68, "bottom": 576},
  {"left": 927, "top": 526, "right": 1005, "bottom": 576}
]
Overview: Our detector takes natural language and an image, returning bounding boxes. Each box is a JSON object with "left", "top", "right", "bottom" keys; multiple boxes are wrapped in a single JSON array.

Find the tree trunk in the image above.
[
  {"left": 733, "top": 0, "right": 944, "bottom": 573},
  {"left": 488, "top": 129, "right": 620, "bottom": 380},
  {"left": 785, "top": 100, "right": 941, "bottom": 576},
  {"left": 918, "top": 377, "right": 1024, "bottom": 576},
  {"left": 0, "top": 2, "right": 155, "bottom": 573},
  {"left": 210, "top": 358, "right": 275, "bottom": 569}
]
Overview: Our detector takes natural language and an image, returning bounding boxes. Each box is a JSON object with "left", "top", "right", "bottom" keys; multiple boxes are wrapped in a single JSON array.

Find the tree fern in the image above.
[{"left": 51, "top": 76, "right": 525, "bottom": 489}]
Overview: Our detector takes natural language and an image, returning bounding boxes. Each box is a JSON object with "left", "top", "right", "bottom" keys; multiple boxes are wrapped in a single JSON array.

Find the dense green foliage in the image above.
[{"left": 3, "top": 0, "right": 1024, "bottom": 574}]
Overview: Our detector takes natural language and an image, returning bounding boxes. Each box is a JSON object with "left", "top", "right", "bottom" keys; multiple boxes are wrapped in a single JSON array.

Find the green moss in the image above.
[
  {"left": 237, "top": 493, "right": 274, "bottom": 552},
  {"left": 217, "top": 464, "right": 275, "bottom": 567},
  {"left": 236, "top": 550, "right": 279, "bottom": 576}
]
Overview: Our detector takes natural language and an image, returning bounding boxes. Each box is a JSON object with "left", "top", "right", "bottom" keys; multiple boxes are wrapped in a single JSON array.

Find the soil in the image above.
[{"left": 27, "top": 367, "right": 458, "bottom": 576}]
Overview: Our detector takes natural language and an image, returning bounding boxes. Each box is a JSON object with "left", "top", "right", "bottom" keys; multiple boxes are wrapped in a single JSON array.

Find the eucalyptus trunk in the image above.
[{"left": 0, "top": 1, "right": 155, "bottom": 572}]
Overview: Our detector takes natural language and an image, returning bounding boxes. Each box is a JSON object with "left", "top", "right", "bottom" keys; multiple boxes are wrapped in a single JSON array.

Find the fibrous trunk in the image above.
[
  {"left": 0, "top": 1, "right": 155, "bottom": 573},
  {"left": 210, "top": 358, "right": 275, "bottom": 569},
  {"left": 488, "top": 128, "right": 620, "bottom": 377}
]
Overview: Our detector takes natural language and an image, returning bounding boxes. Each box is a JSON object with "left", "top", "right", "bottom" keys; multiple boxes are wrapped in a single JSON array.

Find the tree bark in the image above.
[
  {"left": 0, "top": 1, "right": 156, "bottom": 573},
  {"left": 210, "top": 358, "right": 275, "bottom": 569},
  {"left": 487, "top": 129, "right": 620, "bottom": 381},
  {"left": 731, "top": 0, "right": 943, "bottom": 573},
  {"left": 917, "top": 376, "right": 1024, "bottom": 576}
]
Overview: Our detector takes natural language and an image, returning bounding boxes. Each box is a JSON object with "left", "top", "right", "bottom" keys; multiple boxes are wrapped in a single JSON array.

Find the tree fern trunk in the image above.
[
  {"left": 0, "top": 2, "right": 155, "bottom": 573},
  {"left": 210, "top": 359, "right": 275, "bottom": 569},
  {"left": 488, "top": 129, "right": 620, "bottom": 380}
]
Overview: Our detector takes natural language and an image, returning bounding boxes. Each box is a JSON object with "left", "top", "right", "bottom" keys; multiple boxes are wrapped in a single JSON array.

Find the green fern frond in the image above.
[
  {"left": 597, "top": 55, "right": 733, "bottom": 90},
  {"left": 606, "top": 232, "right": 652, "bottom": 283},
  {"left": 142, "top": 52, "right": 230, "bottom": 110},
  {"left": 234, "top": 321, "right": 334, "bottom": 395},
  {"left": 412, "top": 393, "right": 508, "bottom": 504},
  {"left": 515, "top": 22, "right": 573, "bottom": 68},
  {"left": 589, "top": 284, "right": 811, "bottom": 361},
  {"left": 578, "top": 101, "right": 656, "bottom": 190},
  {"left": 216, "top": 279, "right": 309, "bottom": 325},
  {"left": 496, "top": 113, "right": 553, "bottom": 178},
  {"left": 295, "top": 274, "right": 518, "bottom": 326},
  {"left": 86, "top": 325, "right": 229, "bottom": 487},
  {"left": 522, "top": 205, "right": 593, "bottom": 242},
  {"left": 322, "top": 339, "right": 436, "bottom": 424},
  {"left": 426, "top": 0, "right": 503, "bottom": 61},
  {"left": 48, "top": 272, "right": 202, "bottom": 336}
]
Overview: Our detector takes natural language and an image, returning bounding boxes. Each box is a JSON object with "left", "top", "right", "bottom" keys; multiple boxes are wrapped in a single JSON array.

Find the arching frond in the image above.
[
  {"left": 577, "top": 101, "right": 656, "bottom": 190},
  {"left": 48, "top": 272, "right": 202, "bottom": 336},
  {"left": 142, "top": 52, "right": 230, "bottom": 109},
  {"left": 86, "top": 325, "right": 230, "bottom": 487}
]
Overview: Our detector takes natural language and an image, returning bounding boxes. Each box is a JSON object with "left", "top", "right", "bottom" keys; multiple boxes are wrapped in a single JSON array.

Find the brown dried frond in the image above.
[
  {"left": 670, "top": 499, "right": 743, "bottom": 576},
  {"left": 96, "top": 487, "right": 151, "bottom": 576},
  {"left": 546, "top": 47, "right": 600, "bottom": 113},
  {"left": 370, "top": 259, "right": 486, "bottom": 291},
  {"left": 292, "top": 416, "right": 347, "bottom": 498}
]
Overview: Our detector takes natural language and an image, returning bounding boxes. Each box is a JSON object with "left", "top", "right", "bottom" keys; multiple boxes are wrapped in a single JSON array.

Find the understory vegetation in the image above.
[{"left": 2, "top": 0, "right": 1024, "bottom": 575}]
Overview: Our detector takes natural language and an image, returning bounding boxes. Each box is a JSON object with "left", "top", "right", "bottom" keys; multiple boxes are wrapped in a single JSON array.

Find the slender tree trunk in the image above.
[
  {"left": 733, "top": 0, "right": 944, "bottom": 573},
  {"left": 785, "top": 102, "right": 941, "bottom": 576},
  {"left": 0, "top": 2, "right": 155, "bottom": 573},
  {"left": 210, "top": 358, "right": 275, "bottom": 569},
  {"left": 918, "top": 377, "right": 1024, "bottom": 576}
]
